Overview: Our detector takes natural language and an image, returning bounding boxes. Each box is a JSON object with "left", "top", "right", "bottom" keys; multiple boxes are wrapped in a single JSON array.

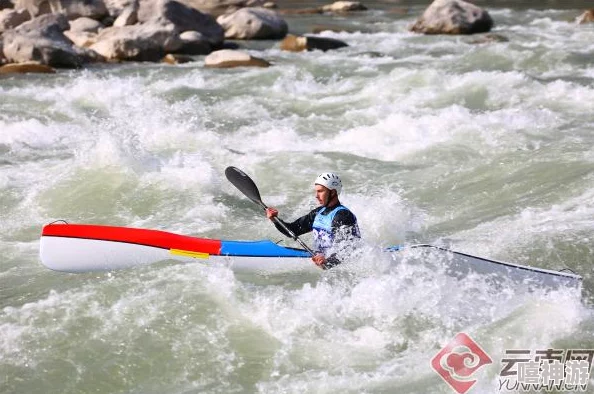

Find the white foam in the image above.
[{"left": 448, "top": 185, "right": 594, "bottom": 259}]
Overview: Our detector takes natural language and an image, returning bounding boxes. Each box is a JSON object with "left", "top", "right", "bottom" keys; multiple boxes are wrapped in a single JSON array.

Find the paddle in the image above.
[{"left": 225, "top": 166, "right": 315, "bottom": 256}]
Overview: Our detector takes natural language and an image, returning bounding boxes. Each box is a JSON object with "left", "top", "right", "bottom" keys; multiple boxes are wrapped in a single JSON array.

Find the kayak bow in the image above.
[{"left": 40, "top": 223, "right": 310, "bottom": 273}]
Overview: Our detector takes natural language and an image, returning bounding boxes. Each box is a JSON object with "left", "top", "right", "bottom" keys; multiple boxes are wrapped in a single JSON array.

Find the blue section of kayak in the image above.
[
  {"left": 384, "top": 245, "right": 405, "bottom": 252},
  {"left": 220, "top": 240, "right": 406, "bottom": 257},
  {"left": 220, "top": 240, "right": 311, "bottom": 257}
]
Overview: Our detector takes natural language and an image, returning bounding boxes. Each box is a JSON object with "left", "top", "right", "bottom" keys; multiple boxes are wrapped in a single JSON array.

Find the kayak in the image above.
[
  {"left": 40, "top": 222, "right": 312, "bottom": 273},
  {"left": 39, "top": 222, "right": 582, "bottom": 289}
]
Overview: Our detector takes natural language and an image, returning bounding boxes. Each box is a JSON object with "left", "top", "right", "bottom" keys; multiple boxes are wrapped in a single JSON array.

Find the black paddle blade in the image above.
[{"left": 225, "top": 166, "right": 266, "bottom": 208}]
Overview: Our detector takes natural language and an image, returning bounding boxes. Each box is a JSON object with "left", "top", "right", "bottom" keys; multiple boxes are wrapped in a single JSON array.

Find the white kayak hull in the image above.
[
  {"left": 39, "top": 223, "right": 582, "bottom": 290},
  {"left": 40, "top": 236, "right": 315, "bottom": 273}
]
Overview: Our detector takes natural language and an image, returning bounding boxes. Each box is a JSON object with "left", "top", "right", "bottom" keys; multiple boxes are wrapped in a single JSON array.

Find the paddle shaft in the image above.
[
  {"left": 256, "top": 201, "right": 316, "bottom": 256},
  {"left": 225, "top": 166, "right": 316, "bottom": 256}
]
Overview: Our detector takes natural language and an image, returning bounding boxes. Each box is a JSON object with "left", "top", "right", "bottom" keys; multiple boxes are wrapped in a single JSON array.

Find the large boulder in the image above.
[
  {"left": 90, "top": 0, "right": 222, "bottom": 61},
  {"left": 178, "top": 30, "right": 210, "bottom": 54},
  {"left": 3, "top": 13, "right": 101, "bottom": 67},
  {"left": 204, "top": 49, "right": 269, "bottom": 68},
  {"left": 280, "top": 34, "right": 348, "bottom": 52},
  {"left": 216, "top": 7, "right": 286, "bottom": 39},
  {"left": 410, "top": 0, "right": 492, "bottom": 35},
  {"left": 0, "top": 8, "right": 30, "bottom": 33},
  {"left": 137, "top": 0, "right": 224, "bottom": 46},
  {"left": 112, "top": 4, "right": 136, "bottom": 26},
  {"left": 64, "top": 29, "right": 97, "bottom": 46},
  {"left": 176, "top": 0, "right": 267, "bottom": 17},
  {"left": 68, "top": 16, "right": 103, "bottom": 32},
  {"left": 89, "top": 23, "right": 183, "bottom": 61}
]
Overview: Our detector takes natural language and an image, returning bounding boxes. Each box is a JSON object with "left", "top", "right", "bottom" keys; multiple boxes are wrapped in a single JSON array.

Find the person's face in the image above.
[{"left": 315, "top": 184, "right": 331, "bottom": 205}]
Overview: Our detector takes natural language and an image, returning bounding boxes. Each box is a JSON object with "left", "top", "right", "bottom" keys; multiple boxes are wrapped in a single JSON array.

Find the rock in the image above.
[
  {"left": 162, "top": 52, "right": 193, "bottom": 63},
  {"left": 69, "top": 16, "right": 103, "bottom": 32},
  {"left": 90, "top": 23, "right": 183, "bottom": 61},
  {"left": 204, "top": 48, "right": 269, "bottom": 68},
  {"left": 321, "top": 1, "right": 366, "bottom": 13},
  {"left": 113, "top": 4, "right": 136, "bottom": 26},
  {"left": 280, "top": 34, "right": 348, "bottom": 52},
  {"left": 47, "top": 0, "right": 108, "bottom": 20},
  {"left": 175, "top": 0, "right": 268, "bottom": 17},
  {"left": 410, "top": 0, "right": 493, "bottom": 35},
  {"left": 576, "top": 9, "right": 594, "bottom": 24},
  {"left": 0, "top": 61, "right": 56, "bottom": 73},
  {"left": 0, "top": 8, "right": 30, "bottom": 33},
  {"left": 100, "top": 14, "right": 113, "bottom": 25},
  {"left": 3, "top": 13, "right": 101, "bottom": 67},
  {"left": 220, "top": 40, "right": 240, "bottom": 49},
  {"left": 91, "top": 1, "right": 222, "bottom": 61},
  {"left": 277, "top": 7, "right": 322, "bottom": 15},
  {"left": 103, "top": 0, "right": 135, "bottom": 18},
  {"left": 216, "top": 7, "right": 286, "bottom": 40},
  {"left": 64, "top": 29, "right": 97, "bottom": 46},
  {"left": 13, "top": 0, "right": 51, "bottom": 18},
  {"left": 280, "top": 34, "right": 305, "bottom": 51},
  {"left": 15, "top": 0, "right": 108, "bottom": 19},
  {"left": 0, "top": 0, "right": 14, "bottom": 10},
  {"left": 137, "top": 0, "right": 224, "bottom": 46},
  {"left": 304, "top": 35, "right": 349, "bottom": 51},
  {"left": 179, "top": 30, "right": 209, "bottom": 54}
]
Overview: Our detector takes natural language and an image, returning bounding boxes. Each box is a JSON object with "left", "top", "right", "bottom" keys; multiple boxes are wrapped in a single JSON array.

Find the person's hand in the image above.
[
  {"left": 312, "top": 254, "right": 326, "bottom": 269},
  {"left": 266, "top": 207, "right": 278, "bottom": 220}
]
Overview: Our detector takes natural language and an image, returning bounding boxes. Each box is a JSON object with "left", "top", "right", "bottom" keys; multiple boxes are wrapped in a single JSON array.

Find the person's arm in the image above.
[{"left": 266, "top": 207, "right": 319, "bottom": 237}]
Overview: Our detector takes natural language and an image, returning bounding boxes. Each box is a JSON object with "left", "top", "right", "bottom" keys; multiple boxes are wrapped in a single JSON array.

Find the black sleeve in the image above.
[{"left": 272, "top": 208, "right": 320, "bottom": 238}]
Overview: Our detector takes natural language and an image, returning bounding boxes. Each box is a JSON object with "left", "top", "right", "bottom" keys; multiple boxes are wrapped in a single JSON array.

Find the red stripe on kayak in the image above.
[{"left": 41, "top": 224, "right": 222, "bottom": 254}]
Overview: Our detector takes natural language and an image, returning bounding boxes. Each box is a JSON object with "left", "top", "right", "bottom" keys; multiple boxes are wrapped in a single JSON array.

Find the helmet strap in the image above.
[{"left": 325, "top": 190, "right": 338, "bottom": 207}]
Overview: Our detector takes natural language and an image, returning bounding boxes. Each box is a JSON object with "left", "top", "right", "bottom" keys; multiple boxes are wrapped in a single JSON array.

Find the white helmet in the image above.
[{"left": 314, "top": 172, "right": 342, "bottom": 195}]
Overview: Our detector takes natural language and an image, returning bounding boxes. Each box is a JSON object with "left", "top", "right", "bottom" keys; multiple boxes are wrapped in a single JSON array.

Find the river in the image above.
[{"left": 1, "top": 1, "right": 593, "bottom": 393}]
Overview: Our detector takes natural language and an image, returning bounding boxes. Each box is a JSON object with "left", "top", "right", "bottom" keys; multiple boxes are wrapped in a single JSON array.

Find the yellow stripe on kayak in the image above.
[{"left": 170, "top": 249, "right": 210, "bottom": 259}]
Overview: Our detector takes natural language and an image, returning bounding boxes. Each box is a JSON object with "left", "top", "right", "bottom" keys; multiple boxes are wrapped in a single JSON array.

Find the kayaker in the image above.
[{"left": 266, "top": 172, "right": 360, "bottom": 270}]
